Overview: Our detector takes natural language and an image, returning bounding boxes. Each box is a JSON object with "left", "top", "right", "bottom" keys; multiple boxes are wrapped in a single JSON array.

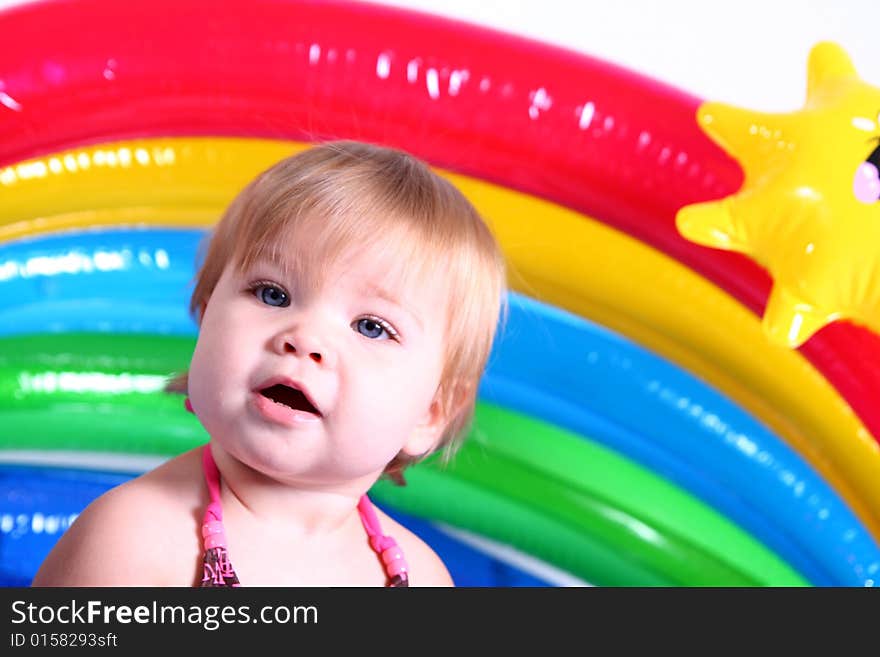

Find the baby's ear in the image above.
[
  {"left": 164, "top": 371, "right": 189, "bottom": 394},
  {"left": 401, "top": 380, "right": 472, "bottom": 458}
]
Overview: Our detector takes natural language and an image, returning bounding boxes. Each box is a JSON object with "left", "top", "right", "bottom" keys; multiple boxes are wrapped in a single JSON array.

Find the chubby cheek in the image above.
[
  {"left": 350, "top": 360, "right": 439, "bottom": 438},
  {"left": 187, "top": 317, "right": 244, "bottom": 421},
  {"left": 186, "top": 337, "right": 221, "bottom": 424}
]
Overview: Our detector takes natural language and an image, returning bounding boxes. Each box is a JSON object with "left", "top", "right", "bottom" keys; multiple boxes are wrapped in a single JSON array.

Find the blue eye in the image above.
[
  {"left": 354, "top": 317, "right": 395, "bottom": 340},
  {"left": 254, "top": 284, "right": 289, "bottom": 307}
]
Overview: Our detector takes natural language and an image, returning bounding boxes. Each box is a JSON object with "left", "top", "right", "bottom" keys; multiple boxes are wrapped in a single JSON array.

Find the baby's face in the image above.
[{"left": 187, "top": 240, "right": 450, "bottom": 492}]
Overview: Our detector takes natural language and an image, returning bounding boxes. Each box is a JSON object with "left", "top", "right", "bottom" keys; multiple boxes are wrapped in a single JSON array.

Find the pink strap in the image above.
[
  {"left": 199, "top": 444, "right": 238, "bottom": 586},
  {"left": 357, "top": 495, "right": 395, "bottom": 552},
  {"left": 201, "top": 445, "right": 223, "bottom": 523},
  {"left": 358, "top": 495, "right": 409, "bottom": 582}
]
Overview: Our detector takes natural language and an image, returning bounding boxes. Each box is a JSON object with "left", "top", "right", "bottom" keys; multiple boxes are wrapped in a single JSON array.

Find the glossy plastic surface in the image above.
[{"left": 1, "top": 0, "right": 878, "bottom": 444}]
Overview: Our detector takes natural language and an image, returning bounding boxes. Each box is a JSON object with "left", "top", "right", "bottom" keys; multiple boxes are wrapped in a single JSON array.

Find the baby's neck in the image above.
[{"left": 209, "top": 445, "right": 377, "bottom": 538}]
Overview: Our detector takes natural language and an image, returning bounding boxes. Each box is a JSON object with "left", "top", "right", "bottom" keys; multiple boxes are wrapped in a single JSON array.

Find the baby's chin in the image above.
[
  {"left": 211, "top": 423, "right": 400, "bottom": 482},
  {"left": 251, "top": 453, "right": 391, "bottom": 492}
]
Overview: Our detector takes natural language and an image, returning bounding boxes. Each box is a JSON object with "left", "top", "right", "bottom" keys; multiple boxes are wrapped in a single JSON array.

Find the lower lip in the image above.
[{"left": 251, "top": 392, "right": 322, "bottom": 427}]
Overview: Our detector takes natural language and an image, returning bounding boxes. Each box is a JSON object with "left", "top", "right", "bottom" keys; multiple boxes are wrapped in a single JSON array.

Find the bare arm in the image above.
[
  {"left": 32, "top": 484, "right": 166, "bottom": 586},
  {"left": 409, "top": 547, "right": 455, "bottom": 587},
  {"left": 377, "top": 511, "right": 455, "bottom": 587},
  {"left": 32, "top": 449, "right": 206, "bottom": 587}
]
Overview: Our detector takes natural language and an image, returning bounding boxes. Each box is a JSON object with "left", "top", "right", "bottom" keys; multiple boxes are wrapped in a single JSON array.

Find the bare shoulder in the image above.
[
  {"left": 375, "top": 508, "right": 454, "bottom": 587},
  {"left": 31, "top": 448, "right": 207, "bottom": 587}
]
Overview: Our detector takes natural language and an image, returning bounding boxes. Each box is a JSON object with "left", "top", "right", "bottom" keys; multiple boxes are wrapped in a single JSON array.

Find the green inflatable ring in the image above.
[{"left": 0, "top": 333, "right": 806, "bottom": 585}]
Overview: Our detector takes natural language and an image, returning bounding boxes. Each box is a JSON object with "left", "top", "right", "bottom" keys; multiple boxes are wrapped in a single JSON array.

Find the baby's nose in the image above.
[
  {"left": 275, "top": 331, "right": 337, "bottom": 368},
  {"left": 287, "top": 343, "right": 322, "bottom": 364}
]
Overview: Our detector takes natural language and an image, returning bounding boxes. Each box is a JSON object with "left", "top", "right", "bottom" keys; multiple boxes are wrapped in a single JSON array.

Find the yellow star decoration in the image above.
[{"left": 676, "top": 42, "right": 880, "bottom": 347}]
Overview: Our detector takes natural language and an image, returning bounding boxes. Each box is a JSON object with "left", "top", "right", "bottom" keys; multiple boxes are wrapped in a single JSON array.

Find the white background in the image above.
[{"left": 1, "top": 0, "right": 877, "bottom": 112}]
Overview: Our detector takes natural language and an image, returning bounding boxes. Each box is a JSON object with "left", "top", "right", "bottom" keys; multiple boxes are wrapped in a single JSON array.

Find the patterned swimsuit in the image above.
[{"left": 198, "top": 445, "right": 409, "bottom": 587}]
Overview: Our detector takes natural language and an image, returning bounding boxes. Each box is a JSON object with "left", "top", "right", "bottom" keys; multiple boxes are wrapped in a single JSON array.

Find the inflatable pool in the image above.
[{"left": 1, "top": 0, "right": 878, "bottom": 586}]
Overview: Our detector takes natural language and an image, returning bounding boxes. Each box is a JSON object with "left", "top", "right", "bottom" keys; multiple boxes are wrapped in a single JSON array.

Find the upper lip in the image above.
[{"left": 253, "top": 376, "right": 323, "bottom": 416}]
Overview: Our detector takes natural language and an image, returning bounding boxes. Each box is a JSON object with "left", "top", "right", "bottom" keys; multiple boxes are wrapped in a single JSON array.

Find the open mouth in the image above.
[{"left": 258, "top": 384, "right": 321, "bottom": 416}]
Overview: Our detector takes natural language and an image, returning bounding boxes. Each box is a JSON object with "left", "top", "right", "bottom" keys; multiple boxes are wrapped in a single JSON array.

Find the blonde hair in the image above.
[{"left": 170, "top": 140, "right": 507, "bottom": 483}]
